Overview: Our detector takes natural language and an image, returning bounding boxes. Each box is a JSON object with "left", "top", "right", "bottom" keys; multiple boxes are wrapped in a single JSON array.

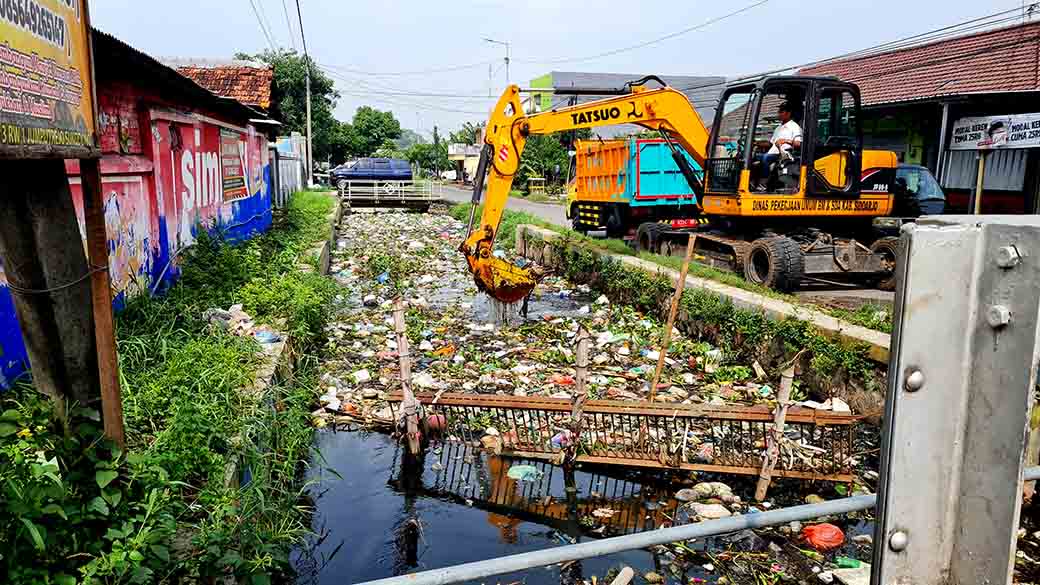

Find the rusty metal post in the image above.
[
  {"left": 649, "top": 235, "right": 697, "bottom": 402},
  {"left": 393, "top": 298, "right": 421, "bottom": 455},
  {"left": 755, "top": 365, "right": 794, "bottom": 501}
]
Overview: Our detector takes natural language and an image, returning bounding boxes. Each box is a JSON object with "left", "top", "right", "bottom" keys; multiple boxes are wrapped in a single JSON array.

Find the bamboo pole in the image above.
[
  {"left": 393, "top": 298, "right": 421, "bottom": 455},
  {"left": 972, "top": 151, "right": 987, "bottom": 215},
  {"left": 755, "top": 365, "right": 796, "bottom": 501},
  {"left": 649, "top": 234, "right": 697, "bottom": 402}
]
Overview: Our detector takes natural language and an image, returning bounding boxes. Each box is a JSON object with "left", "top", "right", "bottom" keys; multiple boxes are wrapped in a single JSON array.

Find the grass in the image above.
[
  {"left": 1, "top": 191, "right": 338, "bottom": 584},
  {"left": 449, "top": 202, "right": 893, "bottom": 332},
  {"left": 508, "top": 189, "right": 564, "bottom": 205}
]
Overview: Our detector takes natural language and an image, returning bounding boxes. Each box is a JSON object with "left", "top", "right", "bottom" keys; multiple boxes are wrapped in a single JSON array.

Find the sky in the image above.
[{"left": 90, "top": 0, "right": 1031, "bottom": 139}]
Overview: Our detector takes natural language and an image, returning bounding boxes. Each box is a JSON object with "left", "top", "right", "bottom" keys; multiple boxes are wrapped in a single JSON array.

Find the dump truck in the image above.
[
  {"left": 461, "top": 75, "right": 918, "bottom": 301},
  {"left": 565, "top": 138, "right": 703, "bottom": 238}
]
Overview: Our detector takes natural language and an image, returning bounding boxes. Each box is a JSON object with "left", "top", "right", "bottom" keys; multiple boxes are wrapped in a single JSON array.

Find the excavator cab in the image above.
[{"left": 702, "top": 77, "right": 884, "bottom": 216}]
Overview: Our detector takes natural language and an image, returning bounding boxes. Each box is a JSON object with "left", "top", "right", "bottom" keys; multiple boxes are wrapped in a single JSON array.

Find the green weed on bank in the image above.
[
  {"left": 1, "top": 191, "right": 336, "bottom": 584},
  {"left": 448, "top": 202, "right": 892, "bottom": 333}
]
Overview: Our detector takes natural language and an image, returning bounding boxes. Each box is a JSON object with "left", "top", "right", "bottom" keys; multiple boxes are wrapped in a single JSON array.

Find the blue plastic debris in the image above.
[{"left": 254, "top": 331, "right": 282, "bottom": 343}]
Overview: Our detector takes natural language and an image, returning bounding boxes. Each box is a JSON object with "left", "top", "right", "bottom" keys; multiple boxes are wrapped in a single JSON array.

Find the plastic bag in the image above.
[{"left": 801, "top": 523, "right": 846, "bottom": 551}]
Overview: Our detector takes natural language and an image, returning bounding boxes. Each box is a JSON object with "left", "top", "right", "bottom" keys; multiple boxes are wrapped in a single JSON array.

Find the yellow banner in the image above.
[{"left": 0, "top": 0, "right": 96, "bottom": 153}]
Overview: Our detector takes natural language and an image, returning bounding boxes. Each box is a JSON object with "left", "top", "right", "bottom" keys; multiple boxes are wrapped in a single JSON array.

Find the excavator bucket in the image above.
[{"left": 466, "top": 254, "right": 537, "bottom": 304}]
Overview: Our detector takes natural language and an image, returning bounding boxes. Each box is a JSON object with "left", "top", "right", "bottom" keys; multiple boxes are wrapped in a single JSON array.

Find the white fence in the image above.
[
  {"left": 337, "top": 180, "right": 438, "bottom": 207},
  {"left": 270, "top": 149, "right": 304, "bottom": 208}
]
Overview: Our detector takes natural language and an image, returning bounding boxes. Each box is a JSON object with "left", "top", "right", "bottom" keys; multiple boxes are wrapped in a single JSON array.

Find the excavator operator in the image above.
[{"left": 751, "top": 101, "right": 802, "bottom": 191}]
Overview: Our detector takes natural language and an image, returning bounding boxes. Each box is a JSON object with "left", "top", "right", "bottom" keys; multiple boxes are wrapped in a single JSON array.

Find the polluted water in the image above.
[{"left": 294, "top": 209, "right": 883, "bottom": 584}]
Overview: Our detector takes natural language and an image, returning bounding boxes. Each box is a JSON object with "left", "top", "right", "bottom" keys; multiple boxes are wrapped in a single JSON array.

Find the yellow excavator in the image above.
[{"left": 461, "top": 75, "right": 903, "bottom": 302}]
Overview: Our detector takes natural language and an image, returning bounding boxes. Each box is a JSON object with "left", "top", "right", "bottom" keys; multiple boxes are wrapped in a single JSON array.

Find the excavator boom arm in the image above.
[{"left": 461, "top": 83, "right": 711, "bottom": 303}]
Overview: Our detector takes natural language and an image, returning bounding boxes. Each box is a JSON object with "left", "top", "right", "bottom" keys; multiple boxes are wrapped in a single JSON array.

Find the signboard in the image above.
[
  {"left": 219, "top": 129, "right": 247, "bottom": 202},
  {"left": 950, "top": 113, "right": 1040, "bottom": 151},
  {"left": 0, "top": 0, "right": 98, "bottom": 158}
]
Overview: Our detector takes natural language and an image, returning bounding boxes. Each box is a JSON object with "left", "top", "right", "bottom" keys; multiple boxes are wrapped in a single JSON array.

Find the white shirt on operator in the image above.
[{"left": 768, "top": 120, "right": 802, "bottom": 155}]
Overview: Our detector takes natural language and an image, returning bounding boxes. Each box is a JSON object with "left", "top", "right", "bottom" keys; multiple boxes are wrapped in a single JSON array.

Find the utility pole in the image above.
[
  {"left": 484, "top": 37, "right": 510, "bottom": 85},
  {"left": 295, "top": 0, "right": 313, "bottom": 186}
]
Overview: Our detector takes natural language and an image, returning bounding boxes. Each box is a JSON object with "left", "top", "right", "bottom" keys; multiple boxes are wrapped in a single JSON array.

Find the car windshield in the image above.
[{"left": 896, "top": 167, "right": 944, "bottom": 201}]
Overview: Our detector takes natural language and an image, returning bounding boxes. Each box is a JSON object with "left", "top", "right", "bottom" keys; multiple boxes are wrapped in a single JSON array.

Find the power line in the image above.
[
  {"left": 678, "top": 5, "right": 1034, "bottom": 94},
  {"left": 254, "top": 0, "right": 278, "bottom": 47},
  {"left": 294, "top": 0, "right": 309, "bottom": 58},
  {"left": 322, "top": 60, "right": 497, "bottom": 77},
  {"left": 320, "top": 68, "right": 495, "bottom": 99},
  {"left": 338, "top": 90, "right": 490, "bottom": 115},
  {"left": 281, "top": 0, "right": 298, "bottom": 51},
  {"left": 333, "top": 78, "right": 491, "bottom": 115},
  {"left": 247, "top": 0, "right": 277, "bottom": 51},
  {"left": 514, "top": 0, "right": 770, "bottom": 65},
  {"left": 295, "top": 0, "right": 313, "bottom": 183}
]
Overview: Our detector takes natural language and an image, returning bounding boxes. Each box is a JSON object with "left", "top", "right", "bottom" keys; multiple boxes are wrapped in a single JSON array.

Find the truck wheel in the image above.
[
  {"left": 870, "top": 237, "right": 901, "bottom": 291},
  {"left": 744, "top": 236, "right": 804, "bottom": 292},
  {"left": 636, "top": 223, "right": 664, "bottom": 253}
]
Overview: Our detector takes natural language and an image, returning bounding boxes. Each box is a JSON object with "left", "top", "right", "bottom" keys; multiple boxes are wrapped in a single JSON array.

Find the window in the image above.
[
  {"left": 810, "top": 87, "right": 861, "bottom": 193},
  {"left": 714, "top": 90, "right": 753, "bottom": 160},
  {"left": 374, "top": 159, "right": 391, "bottom": 169},
  {"left": 357, "top": 159, "right": 374, "bottom": 170},
  {"left": 896, "top": 166, "right": 945, "bottom": 202},
  {"left": 706, "top": 89, "right": 754, "bottom": 193}
]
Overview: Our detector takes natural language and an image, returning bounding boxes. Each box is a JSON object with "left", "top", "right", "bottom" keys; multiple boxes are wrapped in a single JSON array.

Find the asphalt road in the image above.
[
  {"left": 440, "top": 184, "right": 569, "bottom": 227},
  {"left": 439, "top": 183, "right": 893, "bottom": 308}
]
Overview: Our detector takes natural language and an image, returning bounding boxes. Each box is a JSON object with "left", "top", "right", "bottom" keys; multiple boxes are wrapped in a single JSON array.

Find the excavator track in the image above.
[{"left": 650, "top": 226, "right": 751, "bottom": 275}]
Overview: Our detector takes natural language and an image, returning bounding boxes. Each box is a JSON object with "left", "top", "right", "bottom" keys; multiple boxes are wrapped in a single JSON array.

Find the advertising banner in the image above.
[
  {"left": 220, "top": 129, "right": 247, "bottom": 202},
  {"left": 0, "top": 0, "right": 98, "bottom": 157},
  {"left": 950, "top": 114, "right": 1040, "bottom": 150}
]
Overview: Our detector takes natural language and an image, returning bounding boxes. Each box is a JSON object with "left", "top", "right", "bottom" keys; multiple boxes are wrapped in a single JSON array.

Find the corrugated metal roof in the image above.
[{"left": 798, "top": 21, "right": 1040, "bottom": 106}]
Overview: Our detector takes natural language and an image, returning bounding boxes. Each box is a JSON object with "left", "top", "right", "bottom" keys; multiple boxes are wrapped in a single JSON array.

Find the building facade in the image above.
[
  {"left": 0, "top": 30, "right": 277, "bottom": 387},
  {"left": 800, "top": 21, "right": 1040, "bottom": 214}
]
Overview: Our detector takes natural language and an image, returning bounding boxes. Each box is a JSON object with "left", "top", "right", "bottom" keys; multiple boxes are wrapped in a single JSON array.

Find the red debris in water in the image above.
[{"left": 802, "top": 523, "right": 846, "bottom": 551}]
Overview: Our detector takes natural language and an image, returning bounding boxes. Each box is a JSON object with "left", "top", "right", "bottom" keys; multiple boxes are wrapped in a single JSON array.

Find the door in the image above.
[{"left": 808, "top": 84, "right": 862, "bottom": 196}]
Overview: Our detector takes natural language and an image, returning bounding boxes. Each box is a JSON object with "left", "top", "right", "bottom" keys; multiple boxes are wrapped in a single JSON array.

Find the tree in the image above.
[
  {"left": 449, "top": 122, "right": 485, "bottom": 145},
  {"left": 351, "top": 106, "right": 402, "bottom": 157},
  {"left": 236, "top": 49, "right": 346, "bottom": 163},
  {"left": 374, "top": 138, "right": 404, "bottom": 159},
  {"left": 405, "top": 142, "right": 449, "bottom": 175}
]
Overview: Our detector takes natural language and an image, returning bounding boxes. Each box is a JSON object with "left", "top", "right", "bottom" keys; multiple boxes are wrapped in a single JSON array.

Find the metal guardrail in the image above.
[
  {"left": 336, "top": 179, "right": 437, "bottom": 206},
  {"left": 388, "top": 391, "right": 859, "bottom": 482},
  {"left": 355, "top": 465, "right": 1040, "bottom": 585}
]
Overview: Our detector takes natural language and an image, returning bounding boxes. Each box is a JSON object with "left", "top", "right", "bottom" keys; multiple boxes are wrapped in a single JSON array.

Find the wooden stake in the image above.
[
  {"left": 755, "top": 365, "right": 796, "bottom": 501},
  {"left": 568, "top": 328, "right": 590, "bottom": 462},
  {"left": 574, "top": 327, "right": 589, "bottom": 399},
  {"left": 393, "top": 298, "right": 421, "bottom": 455},
  {"left": 82, "top": 158, "right": 124, "bottom": 448},
  {"left": 649, "top": 234, "right": 697, "bottom": 402}
]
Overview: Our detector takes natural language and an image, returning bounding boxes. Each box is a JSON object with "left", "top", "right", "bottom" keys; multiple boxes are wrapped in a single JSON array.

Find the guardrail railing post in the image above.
[{"left": 873, "top": 216, "right": 1040, "bottom": 585}]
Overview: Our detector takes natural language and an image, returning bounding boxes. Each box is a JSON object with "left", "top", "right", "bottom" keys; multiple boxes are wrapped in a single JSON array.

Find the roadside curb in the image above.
[{"left": 515, "top": 224, "right": 891, "bottom": 365}]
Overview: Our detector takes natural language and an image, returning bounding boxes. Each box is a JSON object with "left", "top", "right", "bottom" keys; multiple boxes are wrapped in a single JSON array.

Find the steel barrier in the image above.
[
  {"left": 336, "top": 179, "right": 437, "bottom": 208},
  {"left": 354, "top": 465, "right": 1040, "bottom": 585}
]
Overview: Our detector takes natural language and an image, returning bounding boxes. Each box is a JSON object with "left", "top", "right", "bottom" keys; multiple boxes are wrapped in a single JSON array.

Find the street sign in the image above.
[{"left": 0, "top": 0, "right": 99, "bottom": 159}]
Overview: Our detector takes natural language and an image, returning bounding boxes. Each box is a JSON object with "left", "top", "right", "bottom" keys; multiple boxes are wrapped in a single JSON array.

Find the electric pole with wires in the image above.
[{"left": 295, "top": 0, "right": 313, "bottom": 186}]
